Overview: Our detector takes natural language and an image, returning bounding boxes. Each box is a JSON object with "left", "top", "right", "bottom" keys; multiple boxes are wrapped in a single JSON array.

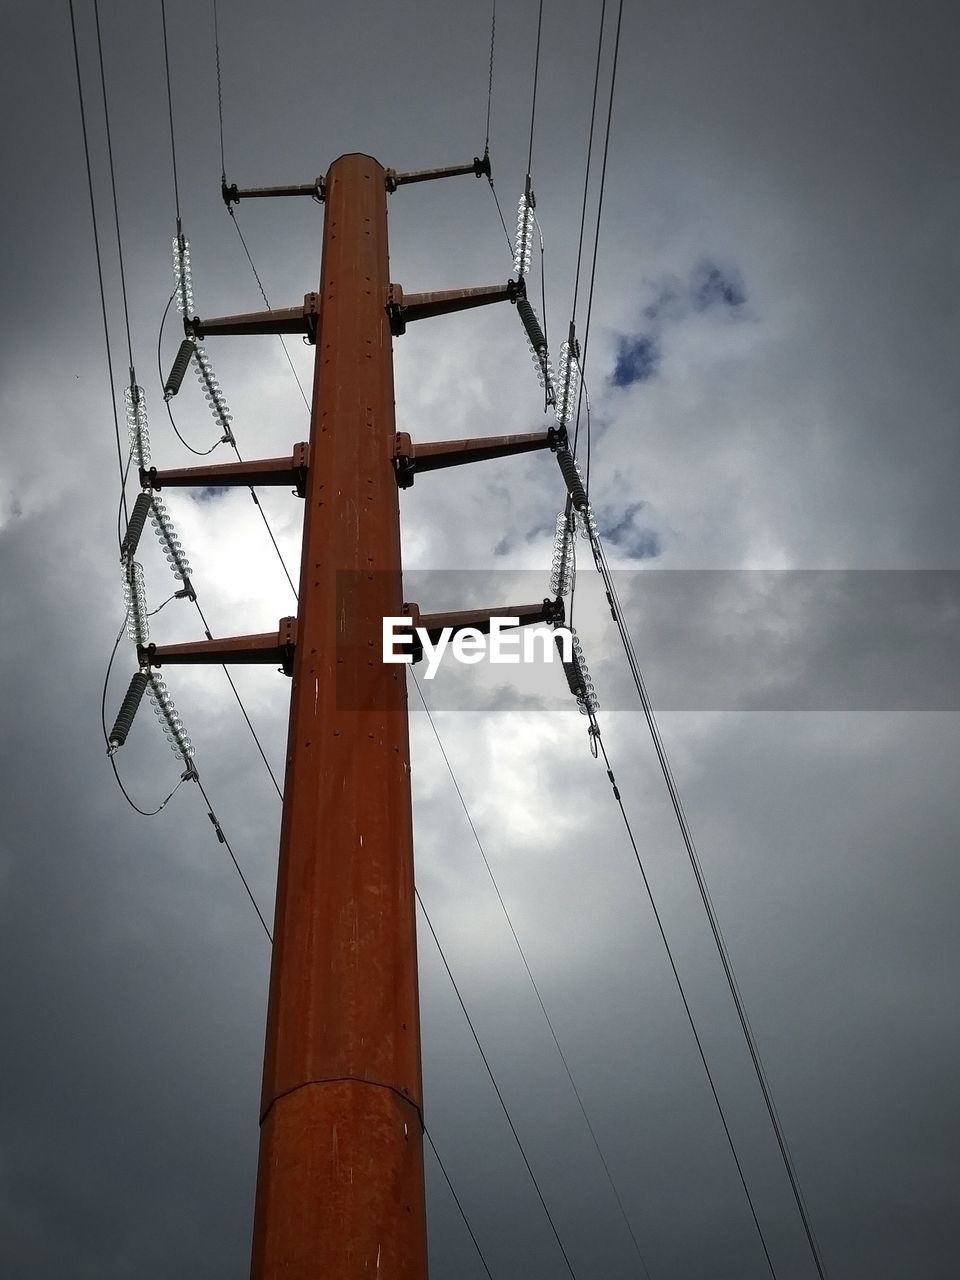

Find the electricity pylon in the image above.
[{"left": 139, "top": 152, "right": 562, "bottom": 1278}]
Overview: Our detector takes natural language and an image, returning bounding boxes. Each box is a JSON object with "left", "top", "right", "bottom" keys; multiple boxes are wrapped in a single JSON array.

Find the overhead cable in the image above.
[
  {"left": 416, "top": 888, "right": 578, "bottom": 1280},
  {"left": 160, "top": 0, "right": 181, "bottom": 225},
  {"left": 592, "top": 729, "right": 779, "bottom": 1278},
  {"left": 591, "top": 525, "right": 828, "bottom": 1279},
  {"left": 213, "top": 0, "right": 226, "bottom": 181},
  {"left": 209, "top": 0, "right": 311, "bottom": 417},
  {"left": 525, "top": 0, "right": 545, "bottom": 177},
  {"left": 69, "top": 0, "right": 128, "bottom": 543},
  {"left": 482, "top": 0, "right": 496, "bottom": 159},
  {"left": 423, "top": 1126, "right": 495, "bottom": 1280},
  {"left": 413, "top": 675, "right": 649, "bottom": 1274},
  {"left": 93, "top": 0, "right": 134, "bottom": 372},
  {"left": 571, "top": 0, "right": 608, "bottom": 324}
]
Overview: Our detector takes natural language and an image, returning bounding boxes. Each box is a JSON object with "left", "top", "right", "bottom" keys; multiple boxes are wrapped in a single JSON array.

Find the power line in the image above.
[
  {"left": 525, "top": 0, "right": 544, "bottom": 177},
  {"left": 213, "top": 0, "right": 226, "bottom": 181},
  {"left": 475, "top": 2, "right": 512, "bottom": 259},
  {"left": 190, "top": 598, "right": 284, "bottom": 802},
  {"left": 88, "top": 0, "right": 280, "bottom": 934},
  {"left": 69, "top": 0, "right": 128, "bottom": 545},
  {"left": 93, "top": 0, "right": 134, "bottom": 374},
  {"left": 544, "top": 6, "right": 828, "bottom": 1261},
  {"left": 160, "top": 0, "right": 181, "bottom": 226},
  {"left": 571, "top": 0, "right": 607, "bottom": 324},
  {"left": 592, "top": 729, "right": 779, "bottom": 1278},
  {"left": 572, "top": 382, "right": 823, "bottom": 1271},
  {"left": 416, "top": 888, "right": 578, "bottom": 1280},
  {"left": 82, "top": 0, "right": 263, "bottom": 852},
  {"left": 482, "top": 0, "right": 496, "bottom": 158},
  {"left": 226, "top": 207, "right": 312, "bottom": 415},
  {"left": 423, "top": 1125, "right": 495, "bottom": 1280},
  {"left": 412, "top": 674, "right": 652, "bottom": 1277},
  {"left": 572, "top": 0, "right": 624, "bottom": 459},
  {"left": 194, "top": 770, "right": 273, "bottom": 942},
  {"left": 487, "top": 178, "right": 513, "bottom": 255},
  {"left": 590, "top": 527, "right": 828, "bottom": 1278},
  {"left": 209, "top": 0, "right": 311, "bottom": 421}
]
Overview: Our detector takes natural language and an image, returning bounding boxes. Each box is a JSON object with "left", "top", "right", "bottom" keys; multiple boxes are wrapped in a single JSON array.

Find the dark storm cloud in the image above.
[{"left": 5, "top": 0, "right": 960, "bottom": 1277}]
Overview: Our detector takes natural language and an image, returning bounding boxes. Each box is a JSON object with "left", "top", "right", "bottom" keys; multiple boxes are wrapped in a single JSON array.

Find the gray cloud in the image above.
[{"left": 3, "top": 1, "right": 960, "bottom": 1276}]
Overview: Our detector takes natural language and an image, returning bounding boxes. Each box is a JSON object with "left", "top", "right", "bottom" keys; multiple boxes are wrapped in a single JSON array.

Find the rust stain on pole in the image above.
[{"left": 250, "top": 154, "right": 427, "bottom": 1279}]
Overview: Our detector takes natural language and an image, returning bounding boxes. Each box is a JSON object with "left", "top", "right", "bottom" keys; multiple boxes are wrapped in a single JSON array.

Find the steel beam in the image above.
[
  {"left": 185, "top": 293, "right": 321, "bottom": 341},
  {"left": 385, "top": 155, "right": 490, "bottom": 190},
  {"left": 141, "top": 444, "right": 310, "bottom": 497},
  {"left": 139, "top": 618, "right": 297, "bottom": 676},
  {"left": 393, "top": 429, "right": 557, "bottom": 487},
  {"left": 223, "top": 177, "right": 325, "bottom": 205},
  {"left": 387, "top": 281, "right": 518, "bottom": 335}
]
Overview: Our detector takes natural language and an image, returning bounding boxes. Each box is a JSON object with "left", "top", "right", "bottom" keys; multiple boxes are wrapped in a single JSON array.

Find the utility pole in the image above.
[
  {"left": 141, "top": 152, "right": 564, "bottom": 1278},
  {"left": 249, "top": 150, "right": 426, "bottom": 1277}
]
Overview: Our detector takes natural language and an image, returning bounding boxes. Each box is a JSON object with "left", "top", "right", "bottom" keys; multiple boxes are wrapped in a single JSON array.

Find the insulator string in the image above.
[
  {"left": 120, "top": 491, "right": 153, "bottom": 560},
  {"left": 163, "top": 338, "right": 196, "bottom": 400}
]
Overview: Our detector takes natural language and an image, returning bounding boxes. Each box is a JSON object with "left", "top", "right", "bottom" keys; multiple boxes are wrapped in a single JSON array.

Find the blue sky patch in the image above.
[
  {"left": 193, "top": 486, "right": 229, "bottom": 502},
  {"left": 601, "top": 500, "right": 662, "bottom": 559},
  {"left": 613, "top": 334, "right": 660, "bottom": 387},
  {"left": 691, "top": 260, "right": 746, "bottom": 311}
]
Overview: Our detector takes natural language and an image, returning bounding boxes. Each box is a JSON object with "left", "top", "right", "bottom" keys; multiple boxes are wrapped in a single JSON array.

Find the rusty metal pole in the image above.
[{"left": 250, "top": 154, "right": 427, "bottom": 1279}]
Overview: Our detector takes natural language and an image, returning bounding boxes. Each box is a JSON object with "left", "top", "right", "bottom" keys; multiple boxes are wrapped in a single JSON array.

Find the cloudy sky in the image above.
[{"left": 2, "top": 1, "right": 959, "bottom": 1276}]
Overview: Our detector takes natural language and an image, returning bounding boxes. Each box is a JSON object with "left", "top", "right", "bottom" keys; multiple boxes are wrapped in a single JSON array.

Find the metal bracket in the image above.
[
  {"left": 387, "top": 280, "right": 520, "bottom": 337},
  {"left": 139, "top": 616, "right": 298, "bottom": 677},
  {"left": 222, "top": 176, "right": 325, "bottom": 205},
  {"left": 140, "top": 443, "right": 310, "bottom": 498},
  {"left": 185, "top": 293, "right": 321, "bottom": 343},
  {"left": 392, "top": 429, "right": 555, "bottom": 489},
  {"left": 384, "top": 155, "right": 492, "bottom": 193}
]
